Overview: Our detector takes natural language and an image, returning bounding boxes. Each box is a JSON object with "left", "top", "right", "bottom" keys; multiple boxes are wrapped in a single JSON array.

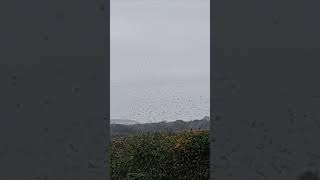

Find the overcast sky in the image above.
[{"left": 111, "top": 0, "right": 210, "bottom": 123}]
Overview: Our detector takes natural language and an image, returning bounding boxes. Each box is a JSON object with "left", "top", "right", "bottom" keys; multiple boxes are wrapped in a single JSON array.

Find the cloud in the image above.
[
  {"left": 110, "top": 0, "right": 210, "bottom": 121},
  {"left": 111, "top": 0, "right": 209, "bottom": 82}
]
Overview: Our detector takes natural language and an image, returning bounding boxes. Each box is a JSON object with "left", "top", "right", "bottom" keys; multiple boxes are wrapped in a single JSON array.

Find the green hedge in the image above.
[{"left": 111, "top": 131, "right": 210, "bottom": 180}]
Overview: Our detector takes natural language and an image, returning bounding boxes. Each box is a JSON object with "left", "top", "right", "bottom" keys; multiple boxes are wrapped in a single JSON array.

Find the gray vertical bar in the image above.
[
  {"left": 212, "top": 0, "right": 320, "bottom": 179},
  {"left": 0, "top": 0, "right": 109, "bottom": 179}
]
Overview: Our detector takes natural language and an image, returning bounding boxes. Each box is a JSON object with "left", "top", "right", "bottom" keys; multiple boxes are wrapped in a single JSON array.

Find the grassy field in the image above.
[{"left": 111, "top": 130, "right": 210, "bottom": 180}]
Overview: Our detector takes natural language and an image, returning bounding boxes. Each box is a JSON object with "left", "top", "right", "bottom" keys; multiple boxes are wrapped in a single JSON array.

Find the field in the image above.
[{"left": 111, "top": 130, "right": 210, "bottom": 180}]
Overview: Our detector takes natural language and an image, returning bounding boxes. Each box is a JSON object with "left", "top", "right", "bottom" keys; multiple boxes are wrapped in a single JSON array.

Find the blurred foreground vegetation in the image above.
[{"left": 111, "top": 130, "right": 210, "bottom": 180}]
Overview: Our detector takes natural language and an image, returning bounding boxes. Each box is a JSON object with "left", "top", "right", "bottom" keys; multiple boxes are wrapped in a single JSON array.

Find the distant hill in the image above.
[
  {"left": 111, "top": 116, "right": 210, "bottom": 137},
  {"left": 110, "top": 119, "right": 140, "bottom": 125}
]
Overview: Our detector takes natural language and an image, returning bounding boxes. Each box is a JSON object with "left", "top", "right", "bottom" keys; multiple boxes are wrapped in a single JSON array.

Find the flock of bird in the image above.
[{"left": 111, "top": 81, "right": 210, "bottom": 123}]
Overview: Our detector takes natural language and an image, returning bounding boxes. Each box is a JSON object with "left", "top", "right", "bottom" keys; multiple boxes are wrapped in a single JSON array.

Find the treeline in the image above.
[{"left": 111, "top": 116, "right": 210, "bottom": 137}]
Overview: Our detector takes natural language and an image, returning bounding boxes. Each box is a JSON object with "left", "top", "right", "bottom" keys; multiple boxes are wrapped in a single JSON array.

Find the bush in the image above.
[{"left": 111, "top": 131, "right": 209, "bottom": 180}]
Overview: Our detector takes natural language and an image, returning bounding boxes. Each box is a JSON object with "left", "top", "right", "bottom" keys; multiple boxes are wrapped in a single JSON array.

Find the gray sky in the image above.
[{"left": 111, "top": 0, "right": 210, "bottom": 123}]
